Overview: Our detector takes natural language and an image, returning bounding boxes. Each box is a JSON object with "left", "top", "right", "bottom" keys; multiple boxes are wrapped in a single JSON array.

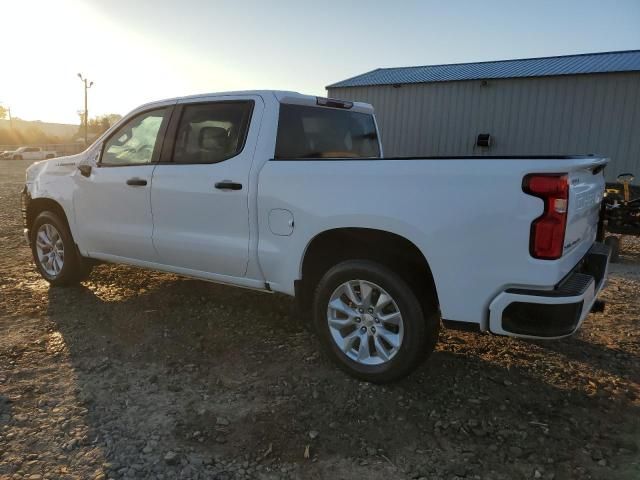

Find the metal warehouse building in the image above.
[{"left": 327, "top": 50, "right": 640, "bottom": 181}]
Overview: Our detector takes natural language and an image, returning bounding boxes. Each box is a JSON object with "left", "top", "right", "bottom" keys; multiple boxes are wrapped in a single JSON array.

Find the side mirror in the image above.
[{"left": 78, "top": 164, "right": 92, "bottom": 177}]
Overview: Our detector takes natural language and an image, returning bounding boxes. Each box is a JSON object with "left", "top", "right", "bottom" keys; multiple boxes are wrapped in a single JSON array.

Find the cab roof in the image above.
[{"left": 135, "top": 90, "right": 374, "bottom": 114}]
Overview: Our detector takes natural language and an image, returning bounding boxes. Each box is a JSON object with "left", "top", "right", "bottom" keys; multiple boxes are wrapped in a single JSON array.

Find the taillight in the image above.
[{"left": 523, "top": 174, "right": 569, "bottom": 260}]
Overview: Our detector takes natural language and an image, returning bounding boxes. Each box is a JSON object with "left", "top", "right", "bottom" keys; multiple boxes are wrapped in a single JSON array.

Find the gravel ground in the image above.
[{"left": 1, "top": 159, "right": 639, "bottom": 480}]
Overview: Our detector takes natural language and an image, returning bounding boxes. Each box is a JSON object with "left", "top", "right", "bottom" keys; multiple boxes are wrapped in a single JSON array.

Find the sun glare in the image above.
[{"left": 1, "top": 0, "right": 249, "bottom": 124}]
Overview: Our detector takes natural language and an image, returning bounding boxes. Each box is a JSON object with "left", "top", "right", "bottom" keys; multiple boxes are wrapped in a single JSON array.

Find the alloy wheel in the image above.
[
  {"left": 326, "top": 279, "right": 404, "bottom": 365},
  {"left": 35, "top": 223, "right": 65, "bottom": 277}
]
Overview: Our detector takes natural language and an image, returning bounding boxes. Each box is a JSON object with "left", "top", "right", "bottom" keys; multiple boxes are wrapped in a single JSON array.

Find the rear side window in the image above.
[
  {"left": 275, "top": 104, "right": 380, "bottom": 159},
  {"left": 172, "top": 101, "right": 253, "bottom": 164}
]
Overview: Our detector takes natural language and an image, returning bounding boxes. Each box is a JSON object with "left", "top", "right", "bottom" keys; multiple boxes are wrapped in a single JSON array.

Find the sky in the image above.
[{"left": 1, "top": 0, "right": 639, "bottom": 125}]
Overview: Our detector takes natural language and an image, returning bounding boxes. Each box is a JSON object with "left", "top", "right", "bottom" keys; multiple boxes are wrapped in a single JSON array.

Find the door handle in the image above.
[
  {"left": 215, "top": 181, "right": 242, "bottom": 191},
  {"left": 126, "top": 178, "right": 147, "bottom": 186}
]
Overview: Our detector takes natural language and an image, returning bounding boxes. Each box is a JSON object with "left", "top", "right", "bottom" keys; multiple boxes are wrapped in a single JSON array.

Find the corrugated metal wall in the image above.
[{"left": 328, "top": 72, "right": 640, "bottom": 180}]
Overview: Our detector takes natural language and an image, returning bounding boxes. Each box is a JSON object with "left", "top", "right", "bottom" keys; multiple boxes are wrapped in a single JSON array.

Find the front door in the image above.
[
  {"left": 73, "top": 106, "right": 172, "bottom": 262},
  {"left": 25, "top": 148, "right": 40, "bottom": 161},
  {"left": 150, "top": 96, "right": 263, "bottom": 277}
]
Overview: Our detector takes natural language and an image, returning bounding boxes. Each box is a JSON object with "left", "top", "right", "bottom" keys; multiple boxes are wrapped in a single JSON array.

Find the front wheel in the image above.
[
  {"left": 312, "top": 260, "right": 440, "bottom": 383},
  {"left": 31, "top": 211, "right": 91, "bottom": 286}
]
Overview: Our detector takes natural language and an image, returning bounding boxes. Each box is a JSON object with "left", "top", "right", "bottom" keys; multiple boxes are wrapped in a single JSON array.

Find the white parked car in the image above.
[
  {"left": 22, "top": 90, "right": 610, "bottom": 382},
  {"left": 10, "top": 146, "right": 57, "bottom": 160}
]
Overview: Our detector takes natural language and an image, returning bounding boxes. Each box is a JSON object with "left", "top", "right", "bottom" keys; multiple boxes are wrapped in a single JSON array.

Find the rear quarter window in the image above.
[{"left": 274, "top": 104, "right": 380, "bottom": 159}]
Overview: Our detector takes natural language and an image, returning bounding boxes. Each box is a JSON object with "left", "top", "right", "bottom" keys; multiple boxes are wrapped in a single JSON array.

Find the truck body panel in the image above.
[
  {"left": 257, "top": 155, "right": 607, "bottom": 329},
  {"left": 22, "top": 90, "right": 609, "bottom": 343}
]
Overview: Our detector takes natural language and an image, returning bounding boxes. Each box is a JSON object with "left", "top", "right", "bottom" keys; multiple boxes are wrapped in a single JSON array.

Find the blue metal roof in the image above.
[{"left": 327, "top": 50, "right": 640, "bottom": 88}]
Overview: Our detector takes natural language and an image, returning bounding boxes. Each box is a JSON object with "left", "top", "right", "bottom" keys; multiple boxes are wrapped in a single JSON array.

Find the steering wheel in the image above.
[{"left": 121, "top": 143, "right": 152, "bottom": 157}]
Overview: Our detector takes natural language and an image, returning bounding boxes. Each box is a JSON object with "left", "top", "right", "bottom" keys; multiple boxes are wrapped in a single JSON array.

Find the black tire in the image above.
[
  {"left": 312, "top": 260, "right": 440, "bottom": 383},
  {"left": 30, "top": 211, "right": 91, "bottom": 286},
  {"left": 604, "top": 236, "right": 620, "bottom": 263}
]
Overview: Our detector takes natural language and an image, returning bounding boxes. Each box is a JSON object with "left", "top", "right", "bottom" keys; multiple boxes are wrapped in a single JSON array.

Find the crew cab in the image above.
[
  {"left": 22, "top": 90, "right": 610, "bottom": 382},
  {"left": 10, "top": 146, "right": 57, "bottom": 161}
]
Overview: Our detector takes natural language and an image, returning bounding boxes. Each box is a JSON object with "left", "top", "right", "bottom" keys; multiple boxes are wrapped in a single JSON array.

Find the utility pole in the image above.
[{"left": 77, "top": 73, "right": 94, "bottom": 145}]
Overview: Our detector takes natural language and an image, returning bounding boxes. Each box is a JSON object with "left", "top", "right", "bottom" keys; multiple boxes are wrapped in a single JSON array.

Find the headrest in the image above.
[{"left": 199, "top": 127, "right": 227, "bottom": 149}]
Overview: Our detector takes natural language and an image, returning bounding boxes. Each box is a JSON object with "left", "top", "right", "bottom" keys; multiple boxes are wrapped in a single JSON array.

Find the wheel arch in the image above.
[
  {"left": 299, "top": 227, "right": 439, "bottom": 311},
  {"left": 26, "top": 197, "right": 72, "bottom": 235},
  {"left": 27, "top": 195, "right": 93, "bottom": 285}
]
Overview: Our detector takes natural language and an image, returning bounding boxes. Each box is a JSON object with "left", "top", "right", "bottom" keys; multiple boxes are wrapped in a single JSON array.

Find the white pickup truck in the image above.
[
  {"left": 9, "top": 146, "right": 57, "bottom": 161},
  {"left": 22, "top": 90, "right": 610, "bottom": 382}
]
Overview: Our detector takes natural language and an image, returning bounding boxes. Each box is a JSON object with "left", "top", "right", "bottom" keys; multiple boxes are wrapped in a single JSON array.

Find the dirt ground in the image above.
[{"left": 1, "top": 159, "right": 639, "bottom": 480}]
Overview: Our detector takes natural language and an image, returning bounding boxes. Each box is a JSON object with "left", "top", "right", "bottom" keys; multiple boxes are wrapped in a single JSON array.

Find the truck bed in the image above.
[{"left": 257, "top": 154, "right": 607, "bottom": 330}]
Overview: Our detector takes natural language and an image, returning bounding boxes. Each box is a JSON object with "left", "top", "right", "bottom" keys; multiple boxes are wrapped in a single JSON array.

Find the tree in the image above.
[
  {"left": 102, "top": 114, "right": 123, "bottom": 127},
  {"left": 77, "top": 113, "right": 123, "bottom": 137},
  {"left": 0, "top": 106, "right": 8, "bottom": 120}
]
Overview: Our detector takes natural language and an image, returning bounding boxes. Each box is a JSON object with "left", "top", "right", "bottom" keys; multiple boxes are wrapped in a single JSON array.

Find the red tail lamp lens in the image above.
[{"left": 523, "top": 174, "right": 569, "bottom": 260}]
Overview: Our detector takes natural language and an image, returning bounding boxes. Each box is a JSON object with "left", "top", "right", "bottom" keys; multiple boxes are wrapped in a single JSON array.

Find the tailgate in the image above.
[{"left": 564, "top": 163, "right": 606, "bottom": 255}]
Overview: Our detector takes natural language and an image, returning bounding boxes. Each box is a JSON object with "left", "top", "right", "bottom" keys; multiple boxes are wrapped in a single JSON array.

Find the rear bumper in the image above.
[{"left": 488, "top": 242, "right": 610, "bottom": 339}]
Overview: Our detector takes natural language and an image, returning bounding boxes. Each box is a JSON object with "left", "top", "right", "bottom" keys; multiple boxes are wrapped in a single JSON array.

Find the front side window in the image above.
[
  {"left": 101, "top": 108, "right": 168, "bottom": 166},
  {"left": 275, "top": 104, "right": 380, "bottom": 159},
  {"left": 172, "top": 101, "right": 253, "bottom": 164}
]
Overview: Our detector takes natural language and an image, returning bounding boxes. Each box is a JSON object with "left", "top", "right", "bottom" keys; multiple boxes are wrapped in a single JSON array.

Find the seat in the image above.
[{"left": 197, "top": 126, "right": 229, "bottom": 163}]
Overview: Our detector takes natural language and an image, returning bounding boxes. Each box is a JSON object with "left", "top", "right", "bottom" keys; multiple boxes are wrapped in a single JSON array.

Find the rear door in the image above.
[{"left": 150, "top": 95, "right": 263, "bottom": 277}]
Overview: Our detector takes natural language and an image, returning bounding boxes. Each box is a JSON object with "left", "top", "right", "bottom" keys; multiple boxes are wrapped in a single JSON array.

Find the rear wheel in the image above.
[
  {"left": 13, "top": 155, "right": 22, "bottom": 160},
  {"left": 312, "top": 260, "right": 439, "bottom": 383},
  {"left": 31, "top": 211, "right": 91, "bottom": 286}
]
